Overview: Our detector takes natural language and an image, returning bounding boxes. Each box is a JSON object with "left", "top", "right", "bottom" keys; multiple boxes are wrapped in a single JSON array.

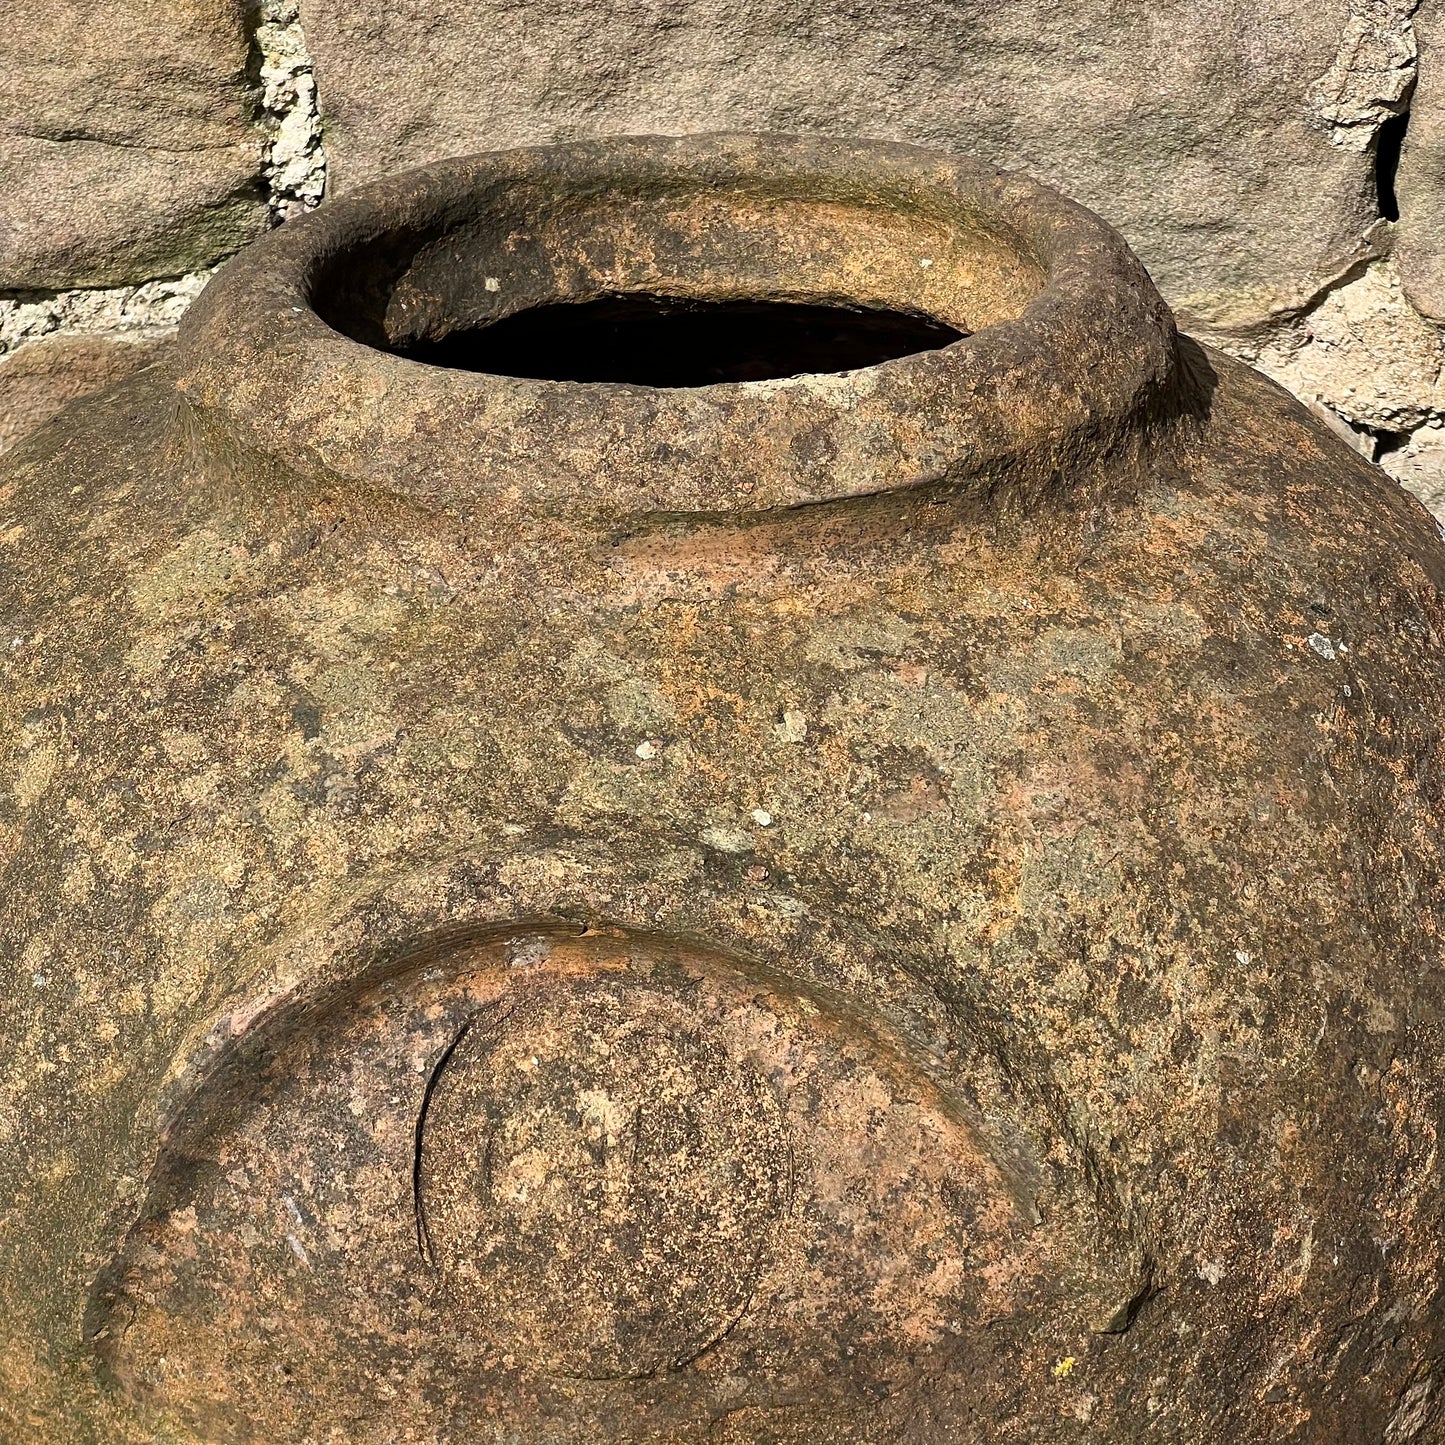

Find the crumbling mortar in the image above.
[
  {"left": 0, "top": 271, "right": 217, "bottom": 360},
  {"left": 1202, "top": 236, "right": 1445, "bottom": 510},
  {"left": 247, "top": 0, "right": 327, "bottom": 223},
  {"left": 1309, "top": 0, "right": 1421, "bottom": 150},
  {"left": 413, "top": 1008, "right": 491, "bottom": 1269}
]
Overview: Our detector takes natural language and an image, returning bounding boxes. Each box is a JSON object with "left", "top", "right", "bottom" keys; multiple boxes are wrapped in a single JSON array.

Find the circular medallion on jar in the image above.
[{"left": 417, "top": 973, "right": 793, "bottom": 1378}]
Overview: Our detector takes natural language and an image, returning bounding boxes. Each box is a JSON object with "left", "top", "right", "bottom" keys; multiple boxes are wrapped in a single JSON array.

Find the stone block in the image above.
[
  {"left": 1397, "top": 0, "right": 1445, "bottom": 320},
  {"left": 0, "top": 0, "right": 267, "bottom": 288}
]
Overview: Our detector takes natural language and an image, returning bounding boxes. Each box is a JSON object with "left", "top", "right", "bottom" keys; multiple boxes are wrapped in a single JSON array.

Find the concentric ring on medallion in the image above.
[{"left": 417, "top": 973, "right": 793, "bottom": 1378}]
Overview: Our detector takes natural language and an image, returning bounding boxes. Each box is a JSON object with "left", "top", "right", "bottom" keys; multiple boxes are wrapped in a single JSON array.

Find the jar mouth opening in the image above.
[
  {"left": 177, "top": 134, "right": 1178, "bottom": 514},
  {"left": 304, "top": 154, "right": 1039, "bottom": 395},
  {"left": 386, "top": 292, "right": 967, "bottom": 387}
]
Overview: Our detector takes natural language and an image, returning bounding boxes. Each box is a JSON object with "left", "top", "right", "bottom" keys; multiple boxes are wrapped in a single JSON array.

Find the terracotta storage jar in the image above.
[{"left": 3, "top": 134, "right": 1445, "bottom": 1443}]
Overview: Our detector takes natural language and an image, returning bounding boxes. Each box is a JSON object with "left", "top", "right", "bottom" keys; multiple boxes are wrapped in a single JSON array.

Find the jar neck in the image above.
[{"left": 173, "top": 134, "right": 1182, "bottom": 524}]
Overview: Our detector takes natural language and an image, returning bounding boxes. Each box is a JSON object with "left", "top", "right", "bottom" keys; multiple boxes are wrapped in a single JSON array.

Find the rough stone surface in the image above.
[
  {"left": 299, "top": 0, "right": 1384, "bottom": 334},
  {"left": 1309, "top": 0, "right": 1420, "bottom": 149},
  {"left": 0, "top": 0, "right": 267, "bottom": 289},
  {"left": 5, "top": 136, "right": 1445, "bottom": 1442},
  {"left": 1397, "top": 0, "right": 1445, "bottom": 318}
]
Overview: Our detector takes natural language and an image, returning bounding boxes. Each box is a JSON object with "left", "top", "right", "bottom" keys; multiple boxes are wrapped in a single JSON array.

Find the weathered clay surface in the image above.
[
  {"left": 0, "top": 0, "right": 266, "bottom": 288},
  {"left": 301, "top": 0, "right": 1384, "bottom": 331},
  {"left": 4, "top": 135, "right": 1445, "bottom": 1441},
  {"left": 0, "top": 335, "right": 165, "bottom": 454}
]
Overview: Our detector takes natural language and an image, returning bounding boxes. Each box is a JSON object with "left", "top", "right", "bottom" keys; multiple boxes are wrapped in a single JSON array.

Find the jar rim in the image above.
[{"left": 175, "top": 133, "right": 1180, "bottom": 518}]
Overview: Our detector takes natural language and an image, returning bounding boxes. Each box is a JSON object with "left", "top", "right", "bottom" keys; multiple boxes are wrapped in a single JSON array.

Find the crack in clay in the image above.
[{"left": 412, "top": 1008, "right": 494, "bottom": 1269}]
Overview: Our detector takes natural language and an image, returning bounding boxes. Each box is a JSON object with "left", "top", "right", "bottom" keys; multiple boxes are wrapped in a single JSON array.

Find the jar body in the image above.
[{"left": 4, "top": 137, "right": 1445, "bottom": 1442}]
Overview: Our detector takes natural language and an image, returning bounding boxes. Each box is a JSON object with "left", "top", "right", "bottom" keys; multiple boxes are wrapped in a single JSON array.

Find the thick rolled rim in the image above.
[{"left": 175, "top": 132, "right": 1179, "bottom": 514}]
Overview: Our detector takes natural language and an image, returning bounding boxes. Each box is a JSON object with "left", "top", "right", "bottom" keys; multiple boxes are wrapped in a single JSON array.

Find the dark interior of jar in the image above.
[
  {"left": 392, "top": 293, "right": 966, "bottom": 386},
  {"left": 308, "top": 184, "right": 1039, "bottom": 390}
]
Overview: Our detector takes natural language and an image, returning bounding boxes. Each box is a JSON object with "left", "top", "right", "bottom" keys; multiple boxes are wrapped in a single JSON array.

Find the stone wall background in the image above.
[{"left": 5, "top": 0, "right": 1445, "bottom": 514}]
